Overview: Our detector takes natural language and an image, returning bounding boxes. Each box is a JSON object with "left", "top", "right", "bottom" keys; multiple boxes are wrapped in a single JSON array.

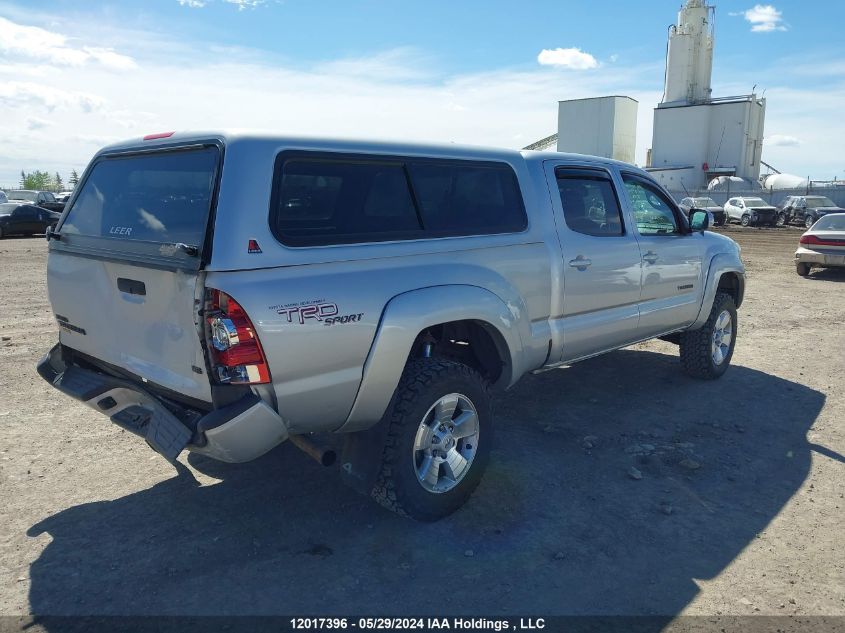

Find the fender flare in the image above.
[
  {"left": 339, "top": 285, "right": 526, "bottom": 432},
  {"left": 690, "top": 253, "right": 746, "bottom": 330}
]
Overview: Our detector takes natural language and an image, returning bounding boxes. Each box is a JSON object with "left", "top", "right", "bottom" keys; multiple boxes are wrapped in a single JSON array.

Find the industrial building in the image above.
[
  {"left": 647, "top": 0, "right": 766, "bottom": 191},
  {"left": 527, "top": 0, "right": 768, "bottom": 194},
  {"left": 555, "top": 96, "right": 638, "bottom": 164}
]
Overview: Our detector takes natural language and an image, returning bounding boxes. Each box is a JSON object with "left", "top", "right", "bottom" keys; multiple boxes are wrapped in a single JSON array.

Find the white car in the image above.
[
  {"left": 724, "top": 197, "right": 777, "bottom": 227},
  {"left": 0, "top": 191, "right": 7, "bottom": 204},
  {"left": 794, "top": 213, "right": 845, "bottom": 276}
]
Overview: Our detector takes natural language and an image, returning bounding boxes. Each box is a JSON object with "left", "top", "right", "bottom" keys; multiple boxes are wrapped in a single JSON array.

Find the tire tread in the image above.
[
  {"left": 370, "top": 358, "right": 489, "bottom": 520},
  {"left": 679, "top": 291, "right": 736, "bottom": 380}
]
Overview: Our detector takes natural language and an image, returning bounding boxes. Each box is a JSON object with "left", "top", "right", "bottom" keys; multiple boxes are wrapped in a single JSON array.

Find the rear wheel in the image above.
[
  {"left": 371, "top": 358, "right": 491, "bottom": 521},
  {"left": 796, "top": 262, "right": 811, "bottom": 277},
  {"left": 740, "top": 214, "right": 751, "bottom": 227},
  {"left": 679, "top": 292, "right": 737, "bottom": 380}
]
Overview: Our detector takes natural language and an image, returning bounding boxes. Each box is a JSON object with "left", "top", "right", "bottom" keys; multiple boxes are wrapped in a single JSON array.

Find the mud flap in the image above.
[{"left": 339, "top": 419, "right": 391, "bottom": 496}]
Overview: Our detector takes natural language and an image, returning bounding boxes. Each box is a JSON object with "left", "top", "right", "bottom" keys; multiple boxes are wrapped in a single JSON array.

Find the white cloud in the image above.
[
  {"left": 742, "top": 5, "right": 787, "bottom": 32},
  {"left": 224, "top": 0, "right": 266, "bottom": 9},
  {"left": 537, "top": 47, "right": 598, "bottom": 70},
  {"left": 25, "top": 116, "right": 51, "bottom": 130},
  {"left": 0, "top": 16, "right": 137, "bottom": 69},
  {"left": 0, "top": 82, "right": 106, "bottom": 113},
  {"left": 83, "top": 47, "right": 138, "bottom": 70},
  {"left": 766, "top": 134, "right": 800, "bottom": 147},
  {"left": 177, "top": 0, "right": 207, "bottom": 7}
]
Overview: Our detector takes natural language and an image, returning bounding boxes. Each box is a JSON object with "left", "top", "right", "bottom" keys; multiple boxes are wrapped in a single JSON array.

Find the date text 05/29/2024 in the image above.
[{"left": 289, "top": 618, "right": 546, "bottom": 630}]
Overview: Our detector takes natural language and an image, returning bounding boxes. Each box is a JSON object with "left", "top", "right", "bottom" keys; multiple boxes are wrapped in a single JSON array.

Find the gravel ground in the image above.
[{"left": 0, "top": 227, "right": 842, "bottom": 621}]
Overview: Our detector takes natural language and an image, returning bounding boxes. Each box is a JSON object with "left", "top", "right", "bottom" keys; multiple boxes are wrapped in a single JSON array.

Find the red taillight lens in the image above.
[
  {"left": 206, "top": 289, "right": 270, "bottom": 384},
  {"left": 800, "top": 234, "right": 843, "bottom": 247}
]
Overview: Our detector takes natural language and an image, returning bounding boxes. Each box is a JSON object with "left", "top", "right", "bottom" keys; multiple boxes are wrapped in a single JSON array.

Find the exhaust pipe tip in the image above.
[{"left": 289, "top": 434, "right": 336, "bottom": 467}]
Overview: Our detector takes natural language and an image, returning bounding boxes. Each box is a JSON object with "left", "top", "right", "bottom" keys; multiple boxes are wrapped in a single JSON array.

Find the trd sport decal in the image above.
[
  {"left": 248, "top": 239, "right": 262, "bottom": 254},
  {"left": 269, "top": 300, "right": 364, "bottom": 326}
]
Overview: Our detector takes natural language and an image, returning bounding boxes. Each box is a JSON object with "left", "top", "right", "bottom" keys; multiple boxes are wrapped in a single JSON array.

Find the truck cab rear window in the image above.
[
  {"left": 61, "top": 146, "right": 219, "bottom": 248},
  {"left": 270, "top": 152, "right": 527, "bottom": 246}
]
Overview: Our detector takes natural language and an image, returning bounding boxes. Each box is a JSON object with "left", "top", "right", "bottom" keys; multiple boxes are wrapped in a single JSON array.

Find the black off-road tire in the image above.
[
  {"left": 776, "top": 212, "right": 787, "bottom": 227},
  {"left": 796, "top": 262, "right": 811, "bottom": 277},
  {"left": 679, "top": 292, "right": 737, "bottom": 380},
  {"left": 804, "top": 214, "right": 815, "bottom": 229},
  {"left": 371, "top": 358, "right": 492, "bottom": 521}
]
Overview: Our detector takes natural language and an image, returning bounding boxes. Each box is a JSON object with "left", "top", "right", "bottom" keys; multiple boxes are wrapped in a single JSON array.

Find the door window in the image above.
[
  {"left": 622, "top": 176, "right": 681, "bottom": 235},
  {"left": 555, "top": 169, "right": 624, "bottom": 237}
]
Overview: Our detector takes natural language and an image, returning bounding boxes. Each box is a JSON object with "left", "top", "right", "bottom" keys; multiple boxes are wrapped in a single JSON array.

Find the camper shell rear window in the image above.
[
  {"left": 61, "top": 145, "right": 220, "bottom": 253},
  {"left": 269, "top": 151, "right": 527, "bottom": 246}
]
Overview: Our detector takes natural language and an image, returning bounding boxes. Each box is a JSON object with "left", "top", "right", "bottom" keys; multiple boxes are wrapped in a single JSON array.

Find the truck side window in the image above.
[
  {"left": 273, "top": 159, "right": 421, "bottom": 246},
  {"left": 270, "top": 152, "right": 527, "bottom": 246},
  {"left": 408, "top": 162, "right": 526, "bottom": 235},
  {"left": 622, "top": 176, "right": 681, "bottom": 236},
  {"left": 555, "top": 171, "right": 624, "bottom": 237}
]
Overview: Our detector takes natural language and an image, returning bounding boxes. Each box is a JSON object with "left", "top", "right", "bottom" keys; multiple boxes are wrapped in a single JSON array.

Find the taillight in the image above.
[
  {"left": 205, "top": 289, "right": 270, "bottom": 384},
  {"left": 800, "top": 234, "right": 843, "bottom": 247}
]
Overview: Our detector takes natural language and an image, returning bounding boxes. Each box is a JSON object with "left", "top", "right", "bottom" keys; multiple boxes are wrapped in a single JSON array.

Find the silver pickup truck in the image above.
[{"left": 37, "top": 132, "right": 745, "bottom": 520}]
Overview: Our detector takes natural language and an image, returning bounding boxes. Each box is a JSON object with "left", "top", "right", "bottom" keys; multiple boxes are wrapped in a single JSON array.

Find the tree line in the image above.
[{"left": 2, "top": 170, "right": 81, "bottom": 193}]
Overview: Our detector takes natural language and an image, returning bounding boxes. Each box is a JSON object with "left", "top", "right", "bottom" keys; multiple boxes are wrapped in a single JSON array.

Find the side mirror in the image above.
[
  {"left": 45, "top": 225, "right": 61, "bottom": 241},
  {"left": 690, "top": 210, "right": 711, "bottom": 232}
]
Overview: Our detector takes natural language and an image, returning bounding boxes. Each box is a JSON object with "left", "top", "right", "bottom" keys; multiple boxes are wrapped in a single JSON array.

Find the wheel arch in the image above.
[
  {"left": 690, "top": 254, "right": 746, "bottom": 330},
  {"left": 338, "top": 285, "right": 526, "bottom": 433}
]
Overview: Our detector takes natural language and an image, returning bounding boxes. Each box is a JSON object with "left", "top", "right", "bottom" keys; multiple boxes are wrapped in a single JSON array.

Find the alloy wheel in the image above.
[{"left": 412, "top": 393, "right": 480, "bottom": 494}]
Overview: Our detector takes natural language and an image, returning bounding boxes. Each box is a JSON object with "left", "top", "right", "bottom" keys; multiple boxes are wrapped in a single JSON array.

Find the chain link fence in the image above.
[{"left": 666, "top": 184, "right": 845, "bottom": 208}]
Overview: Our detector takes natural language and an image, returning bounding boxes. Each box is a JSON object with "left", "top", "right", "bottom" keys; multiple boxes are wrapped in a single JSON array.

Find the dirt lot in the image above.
[{"left": 0, "top": 227, "right": 842, "bottom": 622}]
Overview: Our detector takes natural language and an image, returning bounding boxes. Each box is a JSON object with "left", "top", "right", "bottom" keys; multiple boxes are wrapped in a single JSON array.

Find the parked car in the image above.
[
  {"left": 0, "top": 190, "right": 7, "bottom": 204},
  {"left": 0, "top": 203, "right": 61, "bottom": 238},
  {"left": 679, "top": 196, "right": 727, "bottom": 226},
  {"left": 777, "top": 195, "right": 844, "bottom": 229},
  {"left": 6, "top": 190, "right": 66, "bottom": 213},
  {"left": 794, "top": 213, "right": 845, "bottom": 276},
  {"left": 37, "top": 132, "right": 745, "bottom": 521},
  {"left": 54, "top": 191, "right": 75, "bottom": 204},
  {"left": 724, "top": 197, "right": 777, "bottom": 227}
]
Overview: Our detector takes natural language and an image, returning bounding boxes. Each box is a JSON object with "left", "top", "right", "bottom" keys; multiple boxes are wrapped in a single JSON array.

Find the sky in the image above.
[{"left": 1, "top": 0, "right": 844, "bottom": 187}]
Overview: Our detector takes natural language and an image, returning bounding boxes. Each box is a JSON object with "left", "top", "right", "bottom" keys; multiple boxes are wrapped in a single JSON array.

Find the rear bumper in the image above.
[
  {"left": 794, "top": 247, "right": 845, "bottom": 267},
  {"left": 37, "top": 344, "right": 288, "bottom": 463}
]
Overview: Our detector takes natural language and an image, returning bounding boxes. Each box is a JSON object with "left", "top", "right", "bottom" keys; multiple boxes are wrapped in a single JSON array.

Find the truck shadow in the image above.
[
  {"left": 25, "top": 349, "right": 826, "bottom": 619},
  {"left": 804, "top": 268, "right": 845, "bottom": 283}
]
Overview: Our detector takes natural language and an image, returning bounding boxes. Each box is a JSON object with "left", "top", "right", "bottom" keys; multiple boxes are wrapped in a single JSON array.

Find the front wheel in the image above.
[
  {"left": 679, "top": 292, "right": 738, "bottom": 379},
  {"left": 740, "top": 214, "right": 751, "bottom": 227},
  {"left": 804, "top": 214, "right": 815, "bottom": 229},
  {"left": 371, "top": 358, "right": 492, "bottom": 521},
  {"left": 776, "top": 213, "right": 787, "bottom": 227}
]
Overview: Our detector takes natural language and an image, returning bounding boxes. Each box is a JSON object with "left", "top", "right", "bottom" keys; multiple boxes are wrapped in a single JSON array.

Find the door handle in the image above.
[
  {"left": 117, "top": 278, "right": 146, "bottom": 296},
  {"left": 642, "top": 251, "right": 659, "bottom": 264},
  {"left": 568, "top": 255, "right": 592, "bottom": 270}
]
